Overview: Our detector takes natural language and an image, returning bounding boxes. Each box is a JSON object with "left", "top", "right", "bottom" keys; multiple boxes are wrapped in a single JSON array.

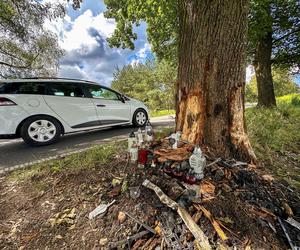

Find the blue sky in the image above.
[
  {"left": 45, "top": 0, "right": 151, "bottom": 86},
  {"left": 45, "top": 0, "right": 300, "bottom": 86}
]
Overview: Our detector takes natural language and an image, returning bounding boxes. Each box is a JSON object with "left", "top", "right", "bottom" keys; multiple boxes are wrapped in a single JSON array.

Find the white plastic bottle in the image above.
[{"left": 189, "top": 146, "right": 206, "bottom": 180}]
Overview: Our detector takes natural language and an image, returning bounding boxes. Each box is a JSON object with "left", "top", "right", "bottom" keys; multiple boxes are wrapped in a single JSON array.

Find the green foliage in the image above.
[
  {"left": 277, "top": 93, "right": 300, "bottom": 107},
  {"left": 104, "top": 0, "right": 178, "bottom": 62},
  {"left": 273, "top": 69, "right": 299, "bottom": 96},
  {"left": 248, "top": 0, "right": 300, "bottom": 69},
  {"left": 245, "top": 68, "right": 299, "bottom": 102},
  {"left": 246, "top": 105, "right": 300, "bottom": 153},
  {"left": 112, "top": 60, "right": 177, "bottom": 112},
  {"left": 0, "top": 0, "right": 65, "bottom": 78},
  {"left": 245, "top": 75, "right": 258, "bottom": 102}
]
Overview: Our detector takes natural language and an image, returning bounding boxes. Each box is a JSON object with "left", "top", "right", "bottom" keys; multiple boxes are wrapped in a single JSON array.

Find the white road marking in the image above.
[{"left": 0, "top": 139, "right": 22, "bottom": 146}]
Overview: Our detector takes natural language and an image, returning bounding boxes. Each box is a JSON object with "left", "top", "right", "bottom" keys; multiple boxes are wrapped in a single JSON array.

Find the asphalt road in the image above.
[{"left": 0, "top": 116, "right": 175, "bottom": 170}]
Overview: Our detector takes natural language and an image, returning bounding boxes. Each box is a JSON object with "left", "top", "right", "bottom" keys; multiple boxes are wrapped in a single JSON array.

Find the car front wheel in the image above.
[
  {"left": 20, "top": 116, "right": 62, "bottom": 146},
  {"left": 133, "top": 109, "right": 148, "bottom": 127}
]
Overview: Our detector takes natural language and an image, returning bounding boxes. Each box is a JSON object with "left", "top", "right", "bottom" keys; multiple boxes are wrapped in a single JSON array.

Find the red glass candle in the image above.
[
  {"left": 138, "top": 149, "right": 148, "bottom": 165},
  {"left": 184, "top": 174, "right": 197, "bottom": 185}
]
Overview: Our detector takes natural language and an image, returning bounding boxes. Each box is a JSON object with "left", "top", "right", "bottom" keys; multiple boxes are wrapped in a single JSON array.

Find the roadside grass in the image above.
[
  {"left": 150, "top": 109, "right": 175, "bottom": 117},
  {"left": 246, "top": 93, "right": 300, "bottom": 188},
  {"left": 8, "top": 141, "right": 126, "bottom": 182}
]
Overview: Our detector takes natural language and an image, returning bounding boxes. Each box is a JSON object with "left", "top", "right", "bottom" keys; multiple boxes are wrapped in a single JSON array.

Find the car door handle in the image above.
[{"left": 97, "top": 104, "right": 106, "bottom": 107}]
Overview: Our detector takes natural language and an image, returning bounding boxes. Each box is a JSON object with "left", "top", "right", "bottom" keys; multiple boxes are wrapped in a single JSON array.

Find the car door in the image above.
[
  {"left": 84, "top": 84, "right": 131, "bottom": 125},
  {"left": 43, "top": 82, "right": 99, "bottom": 129}
]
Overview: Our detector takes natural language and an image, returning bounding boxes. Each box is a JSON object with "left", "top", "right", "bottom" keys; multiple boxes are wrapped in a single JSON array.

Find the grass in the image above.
[
  {"left": 246, "top": 93, "right": 300, "bottom": 188},
  {"left": 9, "top": 141, "right": 126, "bottom": 181},
  {"left": 246, "top": 93, "right": 300, "bottom": 152},
  {"left": 150, "top": 109, "right": 175, "bottom": 117}
]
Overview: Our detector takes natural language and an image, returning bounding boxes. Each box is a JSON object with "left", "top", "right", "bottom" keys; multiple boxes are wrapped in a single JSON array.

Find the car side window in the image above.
[
  {"left": 47, "top": 83, "right": 85, "bottom": 98},
  {"left": 0, "top": 83, "right": 7, "bottom": 94},
  {"left": 87, "top": 85, "right": 119, "bottom": 100},
  {"left": 0, "top": 82, "right": 46, "bottom": 95}
]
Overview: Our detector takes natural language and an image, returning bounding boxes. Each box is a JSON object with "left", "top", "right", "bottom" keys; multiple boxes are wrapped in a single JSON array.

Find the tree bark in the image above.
[
  {"left": 176, "top": 0, "right": 255, "bottom": 162},
  {"left": 253, "top": 32, "right": 277, "bottom": 107}
]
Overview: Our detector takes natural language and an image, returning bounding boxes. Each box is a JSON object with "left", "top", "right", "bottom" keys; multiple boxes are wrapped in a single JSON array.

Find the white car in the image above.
[{"left": 0, "top": 78, "right": 149, "bottom": 146}]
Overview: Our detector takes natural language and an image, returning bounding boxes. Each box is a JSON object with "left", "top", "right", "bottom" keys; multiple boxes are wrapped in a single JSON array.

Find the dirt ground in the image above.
[{"left": 0, "top": 145, "right": 300, "bottom": 249}]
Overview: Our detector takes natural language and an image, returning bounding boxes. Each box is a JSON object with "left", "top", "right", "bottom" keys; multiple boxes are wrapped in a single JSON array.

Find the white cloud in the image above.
[
  {"left": 137, "top": 43, "right": 151, "bottom": 59},
  {"left": 130, "top": 43, "right": 152, "bottom": 66},
  {"left": 45, "top": 10, "right": 115, "bottom": 51},
  {"left": 58, "top": 65, "right": 89, "bottom": 80},
  {"left": 44, "top": 9, "right": 142, "bottom": 85},
  {"left": 43, "top": 2, "right": 150, "bottom": 85}
]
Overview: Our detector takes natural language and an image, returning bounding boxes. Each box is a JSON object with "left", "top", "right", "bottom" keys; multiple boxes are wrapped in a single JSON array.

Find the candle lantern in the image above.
[
  {"left": 137, "top": 128, "right": 144, "bottom": 146},
  {"left": 145, "top": 120, "right": 153, "bottom": 142},
  {"left": 128, "top": 131, "right": 136, "bottom": 152},
  {"left": 138, "top": 146, "right": 148, "bottom": 168},
  {"left": 130, "top": 142, "right": 138, "bottom": 163},
  {"left": 184, "top": 169, "right": 197, "bottom": 184},
  {"left": 189, "top": 146, "right": 206, "bottom": 180},
  {"left": 168, "top": 131, "right": 182, "bottom": 149}
]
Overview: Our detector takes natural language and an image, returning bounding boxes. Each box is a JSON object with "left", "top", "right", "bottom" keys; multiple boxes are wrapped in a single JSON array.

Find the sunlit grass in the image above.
[
  {"left": 246, "top": 94, "right": 300, "bottom": 188},
  {"left": 150, "top": 109, "right": 175, "bottom": 117}
]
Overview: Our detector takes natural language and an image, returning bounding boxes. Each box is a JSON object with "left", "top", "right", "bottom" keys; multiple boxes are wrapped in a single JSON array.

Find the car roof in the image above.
[{"left": 0, "top": 78, "right": 100, "bottom": 86}]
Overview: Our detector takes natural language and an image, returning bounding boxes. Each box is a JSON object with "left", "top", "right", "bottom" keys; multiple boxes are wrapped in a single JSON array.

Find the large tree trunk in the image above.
[
  {"left": 176, "top": 0, "right": 255, "bottom": 162},
  {"left": 253, "top": 32, "right": 277, "bottom": 107}
]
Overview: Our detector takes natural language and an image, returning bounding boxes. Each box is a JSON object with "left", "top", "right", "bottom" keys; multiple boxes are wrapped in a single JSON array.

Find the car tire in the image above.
[
  {"left": 132, "top": 109, "right": 148, "bottom": 127},
  {"left": 20, "top": 116, "right": 62, "bottom": 146}
]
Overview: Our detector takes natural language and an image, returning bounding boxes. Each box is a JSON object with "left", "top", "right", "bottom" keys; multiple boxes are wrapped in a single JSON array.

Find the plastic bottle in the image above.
[{"left": 189, "top": 146, "right": 206, "bottom": 180}]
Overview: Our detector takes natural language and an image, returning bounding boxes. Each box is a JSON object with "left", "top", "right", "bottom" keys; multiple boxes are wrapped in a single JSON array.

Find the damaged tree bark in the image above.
[{"left": 176, "top": 0, "right": 255, "bottom": 162}]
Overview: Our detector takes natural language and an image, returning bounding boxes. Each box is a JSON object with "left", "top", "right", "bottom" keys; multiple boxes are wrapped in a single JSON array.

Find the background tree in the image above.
[
  {"left": 105, "top": 0, "right": 255, "bottom": 161},
  {"left": 248, "top": 0, "right": 300, "bottom": 107},
  {"left": 0, "top": 0, "right": 65, "bottom": 78},
  {"left": 246, "top": 68, "right": 299, "bottom": 102},
  {"left": 112, "top": 60, "right": 176, "bottom": 112}
]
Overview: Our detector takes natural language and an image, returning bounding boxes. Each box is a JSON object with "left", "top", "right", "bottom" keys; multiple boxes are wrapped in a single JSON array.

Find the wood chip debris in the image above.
[
  {"left": 154, "top": 144, "right": 193, "bottom": 162},
  {"left": 143, "top": 179, "right": 212, "bottom": 250},
  {"left": 194, "top": 204, "right": 229, "bottom": 241},
  {"left": 285, "top": 217, "right": 300, "bottom": 231}
]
